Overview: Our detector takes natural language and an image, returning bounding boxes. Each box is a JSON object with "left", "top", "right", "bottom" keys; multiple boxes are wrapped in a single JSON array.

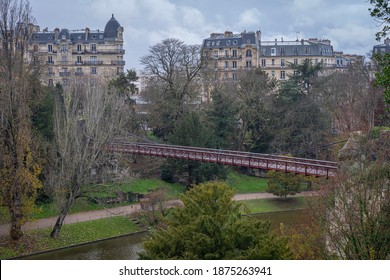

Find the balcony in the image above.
[
  {"left": 59, "top": 72, "right": 70, "bottom": 77},
  {"left": 83, "top": 61, "right": 103, "bottom": 65},
  {"left": 46, "top": 61, "right": 55, "bottom": 65},
  {"left": 75, "top": 71, "right": 84, "bottom": 76},
  {"left": 111, "top": 60, "right": 125, "bottom": 65}
]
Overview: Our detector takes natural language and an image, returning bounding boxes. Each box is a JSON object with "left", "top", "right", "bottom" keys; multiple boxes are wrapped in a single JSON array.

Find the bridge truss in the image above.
[{"left": 107, "top": 141, "right": 338, "bottom": 178}]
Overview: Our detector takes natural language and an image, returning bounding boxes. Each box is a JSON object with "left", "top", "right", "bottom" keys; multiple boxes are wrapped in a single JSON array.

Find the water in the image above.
[
  {"left": 18, "top": 210, "right": 307, "bottom": 260},
  {"left": 18, "top": 231, "right": 147, "bottom": 260}
]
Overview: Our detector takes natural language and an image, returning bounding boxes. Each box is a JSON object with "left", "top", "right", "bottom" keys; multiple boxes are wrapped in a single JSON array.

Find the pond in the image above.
[{"left": 17, "top": 209, "right": 308, "bottom": 260}]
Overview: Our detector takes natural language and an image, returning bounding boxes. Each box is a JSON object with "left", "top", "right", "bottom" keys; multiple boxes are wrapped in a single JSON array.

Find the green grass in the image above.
[
  {"left": 0, "top": 216, "right": 140, "bottom": 259},
  {"left": 226, "top": 171, "right": 268, "bottom": 193},
  {"left": 28, "top": 178, "right": 186, "bottom": 220},
  {"left": 241, "top": 196, "right": 308, "bottom": 213}
]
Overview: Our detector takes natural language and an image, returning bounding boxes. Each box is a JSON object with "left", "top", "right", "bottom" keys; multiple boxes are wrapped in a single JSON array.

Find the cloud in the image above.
[{"left": 235, "top": 8, "right": 262, "bottom": 30}]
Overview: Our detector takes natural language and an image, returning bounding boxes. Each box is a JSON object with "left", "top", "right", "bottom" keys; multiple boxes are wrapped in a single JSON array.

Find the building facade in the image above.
[
  {"left": 202, "top": 31, "right": 339, "bottom": 82},
  {"left": 28, "top": 14, "right": 125, "bottom": 85},
  {"left": 373, "top": 38, "right": 390, "bottom": 55},
  {"left": 202, "top": 31, "right": 261, "bottom": 82},
  {"left": 259, "top": 38, "right": 335, "bottom": 80}
]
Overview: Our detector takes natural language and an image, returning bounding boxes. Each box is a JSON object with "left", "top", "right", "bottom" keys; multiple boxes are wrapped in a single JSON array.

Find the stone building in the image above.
[
  {"left": 202, "top": 30, "right": 338, "bottom": 82},
  {"left": 28, "top": 14, "right": 125, "bottom": 85},
  {"left": 259, "top": 37, "right": 335, "bottom": 79},
  {"left": 373, "top": 37, "right": 390, "bottom": 55},
  {"left": 202, "top": 31, "right": 261, "bottom": 82}
]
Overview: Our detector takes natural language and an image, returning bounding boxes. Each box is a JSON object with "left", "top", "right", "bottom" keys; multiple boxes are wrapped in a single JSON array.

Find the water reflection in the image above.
[{"left": 19, "top": 231, "right": 147, "bottom": 260}]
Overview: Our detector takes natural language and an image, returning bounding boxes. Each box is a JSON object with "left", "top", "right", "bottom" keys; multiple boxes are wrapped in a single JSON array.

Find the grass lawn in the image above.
[
  {"left": 29, "top": 178, "right": 186, "bottom": 220},
  {"left": 241, "top": 196, "right": 308, "bottom": 213},
  {"left": 226, "top": 171, "right": 268, "bottom": 193},
  {"left": 0, "top": 216, "right": 140, "bottom": 259}
]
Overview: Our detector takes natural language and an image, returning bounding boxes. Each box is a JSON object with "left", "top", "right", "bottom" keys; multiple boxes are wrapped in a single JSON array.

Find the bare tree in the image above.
[
  {"left": 49, "top": 78, "right": 130, "bottom": 238},
  {"left": 140, "top": 38, "right": 204, "bottom": 139},
  {"left": 318, "top": 133, "right": 390, "bottom": 259},
  {"left": 0, "top": 0, "right": 42, "bottom": 240},
  {"left": 318, "top": 59, "right": 378, "bottom": 134}
]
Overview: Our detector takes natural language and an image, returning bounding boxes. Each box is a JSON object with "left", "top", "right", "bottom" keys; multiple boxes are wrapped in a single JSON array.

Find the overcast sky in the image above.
[{"left": 29, "top": 0, "right": 383, "bottom": 72}]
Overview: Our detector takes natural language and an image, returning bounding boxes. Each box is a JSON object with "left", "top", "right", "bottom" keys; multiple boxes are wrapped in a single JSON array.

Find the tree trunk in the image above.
[
  {"left": 9, "top": 184, "right": 23, "bottom": 240},
  {"left": 50, "top": 192, "right": 75, "bottom": 238},
  {"left": 10, "top": 200, "right": 23, "bottom": 240}
]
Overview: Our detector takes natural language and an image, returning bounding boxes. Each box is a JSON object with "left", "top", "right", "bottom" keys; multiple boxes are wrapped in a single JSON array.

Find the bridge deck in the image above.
[{"left": 107, "top": 141, "right": 338, "bottom": 178}]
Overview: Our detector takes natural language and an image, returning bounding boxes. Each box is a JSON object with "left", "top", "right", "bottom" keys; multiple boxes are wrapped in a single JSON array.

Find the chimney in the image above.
[
  {"left": 301, "top": 39, "right": 304, "bottom": 45},
  {"left": 320, "top": 39, "right": 331, "bottom": 45},
  {"left": 210, "top": 33, "right": 223, "bottom": 38},
  {"left": 224, "top": 31, "right": 233, "bottom": 37},
  {"left": 85, "top": 27, "right": 90, "bottom": 40},
  {"left": 308, "top": 38, "right": 318, "bottom": 44},
  {"left": 275, "top": 38, "right": 277, "bottom": 45},
  {"left": 54, "top": 28, "right": 59, "bottom": 40},
  {"left": 256, "top": 30, "right": 261, "bottom": 43}
]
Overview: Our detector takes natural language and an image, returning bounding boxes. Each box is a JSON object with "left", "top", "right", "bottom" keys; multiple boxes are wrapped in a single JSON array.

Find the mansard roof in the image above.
[{"left": 203, "top": 32, "right": 257, "bottom": 49}]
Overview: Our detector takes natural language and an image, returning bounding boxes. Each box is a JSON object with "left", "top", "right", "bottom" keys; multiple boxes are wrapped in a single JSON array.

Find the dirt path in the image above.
[{"left": 0, "top": 191, "right": 316, "bottom": 237}]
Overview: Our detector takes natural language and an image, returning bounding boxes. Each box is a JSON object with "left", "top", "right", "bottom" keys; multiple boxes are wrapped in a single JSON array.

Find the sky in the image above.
[{"left": 29, "top": 0, "right": 383, "bottom": 72}]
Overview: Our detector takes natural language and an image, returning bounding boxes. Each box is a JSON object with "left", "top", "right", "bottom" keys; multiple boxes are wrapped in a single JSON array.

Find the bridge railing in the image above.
[{"left": 107, "top": 141, "right": 338, "bottom": 178}]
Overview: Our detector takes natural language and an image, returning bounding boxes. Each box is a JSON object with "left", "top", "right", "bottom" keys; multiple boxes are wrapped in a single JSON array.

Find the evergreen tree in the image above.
[{"left": 140, "top": 182, "right": 292, "bottom": 260}]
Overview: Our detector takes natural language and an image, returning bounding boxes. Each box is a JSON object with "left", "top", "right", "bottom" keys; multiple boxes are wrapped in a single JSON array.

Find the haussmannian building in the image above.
[
  {"left": 202, "top": 31, "right": 261, "bottom": 82},
  {"left": 28, "top": 14, "right": 125, "bottom": 86},
  {"left": 202, "top": 30, "right": 341, "bottom": 82}
]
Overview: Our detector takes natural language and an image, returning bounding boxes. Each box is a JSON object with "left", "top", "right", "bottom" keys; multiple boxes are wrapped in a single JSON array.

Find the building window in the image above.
[
  {"left": 261, "top": 59, "right": 266, "bottom": 67},
  {"left": 48, "top": 67, "right": 54, "bottom": 76},
  {"left": 213, "top": 50, "right": 218, "bottom": 58},
  {"left": 246, "top": 49, "right": 252, "bottom": 57},
  {"left": 91, "top": 67, "right": 97, "bottom": 74},
  {"left": 232, "top": 49, "right": 237, "bottom": 58},
  {"left": 33, "top": 44, "right": 38, "bottom": 52},
  {"left": 47, "top": 56, "right": 53, "bottom": 64},
  {"left": 294, "top": 47, "right": 298, "bottom": 55},
  {"left": 271, "top": 59, "right": 275, "bottom": 66},
  {"left": 232, "top": 72, "right": 237, "bottom": 80},
  {"left": 91, "top": 44, "right": 97, "bottom": 52},
  {"left": 246, "top": 61, "right": 252, "bottom": 68},
  {"left": 232, "top": 61, "right": 237, "bottom": 69},
  {"left": 305, "top": 47, "right": 310, "bottom": 55},
  {"left": 281, "top": 47, "right": 285, "bottom": 56},
  {"left": 280, "top": 71, "right": 286, "bottom": 80},
  {"left": 294, "top": 58, "right": 298, "bottom": 65},
  {"left": 225, "top": 50, "right": 229, "bottom": 58},
  {"left": 271, "top": 70, "right": 275, "bottom": 77},
  {"left": 90, "top": 56, "right": 97, "bottom": 64},
  {"left": 225, "top": 61, "right": 229, "bottom": 70},
  {"left": 48, "top": 79, "right": 53, "bottom": 86},
  {"left": 60, "top": 44, "right": 68, "bottom": 52},
  {"left": 48, "top": 44, "right": 53, "bottom": 53},
  {"left": 281, "top": 59, "right": 285, "bottom": 67},
  {"left": 271, "top": 48, "right": 276, "bottom": 56},
  {"left": 77, "top": 56, "right": 82, "bottom": 64},
  {"left": 77, "top": 44, "right": 82, "bottom": 53},
  {"left": 117, "top": 67, "right": 123, "bottom": 75}
]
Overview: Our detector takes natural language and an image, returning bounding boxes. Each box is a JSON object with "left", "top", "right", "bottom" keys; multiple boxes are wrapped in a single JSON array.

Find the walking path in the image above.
[{"left": 0, "top": 191, "right": 316, "bottom": 237}]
